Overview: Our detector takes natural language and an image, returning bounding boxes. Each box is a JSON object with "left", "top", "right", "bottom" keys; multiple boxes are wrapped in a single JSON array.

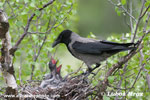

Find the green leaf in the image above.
[
  {"left": 108, "top": 76, "right": 115, "bottom": 83},
  {"left": 87, "top": 32, "right": 96, "bottom": 38},
  {"left": 16, "top": 21, "right": 23, "bottom": 26},
  {"left": 27, "top": 54, "right": 32, "bottom": 59},
  {"left": 145, "top": 64, "right": 150, "bottom": 70},
  {"left": 117, "top": 11, "right": 121, "bottom": 16},
  {"left": 121, "top": 0, "right": 126, "bottom": 5},
  {"left": 24, "top": 0, "right": 29, "bottom": 3},
  {"left": 103, "top": 95, "right": 110, "bottom": 100},
  {"left": 30, "top": 2, "right": 36, "bottom": 7},
  {"left": 134, "top": 69, "right": 138, "bottom": 74},
  {"left": 31, "top": 62, "right": 36, "bottom": 66},
  {"left": 15, "top": 51, "right": 21, "bottom": 56},
  {"left": 148, "top": 71, "right": 150, "bottom": 75},
  {"left": 115, "top": 7, "right": 121, "bottom": 16},
  {"left": 35, "top": 10, "right": 41, "bottom": 16},
  {"left": 16, "top": 0, "right": 19, "bottom": 3},
  {"left": 21, "top": 11, "right": 27, "bottom": 15},
  {"left": 0, "top": 2, "right": 4, "bottom": 7},
  {"left": 141, "top": 71, "right": 146, "bottom": 76},
  {"left": 92, "top": 80, "right": 98, "bottom": 86},
  {"left": 145, "top": 1, "right": 150, "bottom": 7}
]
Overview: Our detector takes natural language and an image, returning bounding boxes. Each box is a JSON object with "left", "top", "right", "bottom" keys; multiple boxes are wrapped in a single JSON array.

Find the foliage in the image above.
[
  {"left": 0, "top": 0, "right": 77, "bottom": 83},
  {"left": 0, "top": 0, "right": 150, "bottom": 100}
]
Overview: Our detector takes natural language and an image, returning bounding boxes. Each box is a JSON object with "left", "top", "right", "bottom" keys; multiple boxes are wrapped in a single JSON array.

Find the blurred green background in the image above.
[{"left": 77, "top": 0, "right": 129, "bottom": 38}]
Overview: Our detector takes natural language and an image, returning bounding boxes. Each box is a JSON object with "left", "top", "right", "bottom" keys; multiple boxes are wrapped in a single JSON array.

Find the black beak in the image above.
[{"left": 52, "top": 40, "right": 60, "bottom": 47}]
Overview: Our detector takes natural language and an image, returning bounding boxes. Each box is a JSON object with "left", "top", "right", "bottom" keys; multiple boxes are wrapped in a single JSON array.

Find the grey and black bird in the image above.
[{"left": 52, "top": 30, "right": 136, "bottom": 73}]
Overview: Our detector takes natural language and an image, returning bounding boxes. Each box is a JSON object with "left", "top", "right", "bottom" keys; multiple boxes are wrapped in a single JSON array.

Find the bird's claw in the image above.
[
  {"left": 91, "top": 72, "right": 96, "bottom": 76},
  {"left": 82, "top": 70, "right": 96, "bottom": 76}
]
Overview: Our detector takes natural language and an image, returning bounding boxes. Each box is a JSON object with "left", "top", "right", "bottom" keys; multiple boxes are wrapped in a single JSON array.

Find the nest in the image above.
[{"left": 20, "top": 57, "right": 95, "bottom": 100}]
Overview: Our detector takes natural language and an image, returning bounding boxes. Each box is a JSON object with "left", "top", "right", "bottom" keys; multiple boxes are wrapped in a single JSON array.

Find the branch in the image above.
[
  {"left": 139, "top": 5, "right": 150, "bottom": 19},
  {"left": 131, "top": 0, "right": 148, "bottom": 42},
  {"left": 30, "top": 21, "right": 55, "bottom": 80},
  {"left": 108, "top": 0, "right": 137, "bottom": 22},
  {"left": 30, "top": 2, "right": 73, "bottom": 80},
  {"left": 103, "top": 48, "right": 139, "bottom": 84},
  {"left": 129, "top": 0, "right": 134, "bottom": 34},
  {"left": 125, "top": 64, "right": 144, "bottom": 96},
  {"left": 10, "top": 0, "right": 55, "bottom": 55},
  {"left": 143, "top": 12, "right": 150, "bottom": 33}
]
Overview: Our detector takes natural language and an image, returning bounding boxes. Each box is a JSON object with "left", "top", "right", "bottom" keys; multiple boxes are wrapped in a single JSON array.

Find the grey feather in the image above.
[{"left": 52, "top": 30, "right": 136, "bottom": 71}]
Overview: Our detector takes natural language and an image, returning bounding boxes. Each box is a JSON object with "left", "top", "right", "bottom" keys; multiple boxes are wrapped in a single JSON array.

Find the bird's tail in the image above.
[
  {"left": 119, "top": 43, "right": 137, "bottom": 51},
  {"left": 101, "top": 40, "right": 136, "bottom": 49},
  {"left": 101, "top": 40, "right": 137, "bottom": 54}
]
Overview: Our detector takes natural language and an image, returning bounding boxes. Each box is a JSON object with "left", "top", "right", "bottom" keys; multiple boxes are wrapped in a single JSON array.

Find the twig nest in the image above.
[{"left": 23, "top": 57, "right": 92, "bottom": 100}]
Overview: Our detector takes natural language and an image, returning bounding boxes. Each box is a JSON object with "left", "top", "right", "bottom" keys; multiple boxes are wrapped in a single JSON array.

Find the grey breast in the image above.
[{"left": 68, "top": 33, "right": 107, "bottom": 66}]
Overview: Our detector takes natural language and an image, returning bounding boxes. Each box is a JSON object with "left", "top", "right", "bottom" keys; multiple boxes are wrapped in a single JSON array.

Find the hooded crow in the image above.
[{"left": 52, "top": 30, "right": 135, "bottom": 73}]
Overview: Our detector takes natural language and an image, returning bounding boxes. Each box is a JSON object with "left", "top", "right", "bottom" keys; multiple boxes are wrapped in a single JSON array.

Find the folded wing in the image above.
[{"left": 72, "top": 41, "right": 135, "bottom": 55}]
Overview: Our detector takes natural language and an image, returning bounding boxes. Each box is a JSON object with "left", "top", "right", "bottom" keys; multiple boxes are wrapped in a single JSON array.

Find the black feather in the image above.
[
  {"left": 72, "top": 41, "right": 135, "bottom": 55},
  {"left": 100, "top": 40, "right": 135, "bottom": 47}
]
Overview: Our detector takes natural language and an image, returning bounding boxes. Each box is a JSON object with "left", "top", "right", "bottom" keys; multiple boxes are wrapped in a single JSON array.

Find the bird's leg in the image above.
[
  {"left": 83, "top": 64, "right": 101, "bottom": 76},
  {"left": 88, "top": 63, "right": 101, "bottom": 73},
  {"left": 94, "top": 63, "right": 101, "bottom": 70},
  {"left": 81, "top": 65, "right": 92, "bottom": 76}
]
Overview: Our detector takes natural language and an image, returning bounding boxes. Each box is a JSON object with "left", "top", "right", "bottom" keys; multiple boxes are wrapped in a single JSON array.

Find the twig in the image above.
[
  {"left": 129, "top": 0, "right": 134, "bottom": 41},
  {"left": 108, "top": 0, "right": 137, "bottom": 22},
  {"left": 146, "top": 73, "right": 150, "bottom": 90},
  {"left": 64, "top": 62, "right": 84, "bottom": 80},
  {"left": 30, "top": 2, "right": 73, "bottom": 79},
  {"left": 10, "top": 0, "right": 55, "bottom": 55},
  {"left": 103, "top": 49, "right": 139, "bottom": 84},
  {"left": 115, "top": 63, "right": 128, "bottom": 100},
  {"left": 5, "top": 0, "right": 15, "bottom": 17},
  {"left": 140, "top": 5, "right": 150, "bottom": 19},
  {"left": 131, "top": 0, "right": 147, "bottom": 42},
  {"left": 124, "top": 73, "right": 135, "bottom": 79},
  {"left": 53, "top": 3, "right": 73, "bottom": 29},
  {"left": 108, "top": 84, "right": 133, "bottom": 90},
  {"left": 129, "top": 64, "right": 144, "bottom": 90},
  {"left": 23, "top": 90, "right": 36, "bottom": 100},
  {"left": 30, "top": 20, "right": 54, "bottom": 80},
  {"left": 143, "top": 12, "right": 150, "bottom": 33},
  {"left": 28, "top": 31, "right": 47, "bottom": 34}
]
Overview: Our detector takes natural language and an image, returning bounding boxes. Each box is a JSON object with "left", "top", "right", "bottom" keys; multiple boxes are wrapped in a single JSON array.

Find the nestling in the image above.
[{"left": 52, "top": 30, "right": 136, "bottom": 73}]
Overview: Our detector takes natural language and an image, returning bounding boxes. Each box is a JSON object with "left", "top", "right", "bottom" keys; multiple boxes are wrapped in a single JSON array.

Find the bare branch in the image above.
[
  {"left": 10, "top": 0, "right": 55, "bottom": 55},
  {"left": 126, "top": 64, "right": 144, "bottom": 93},
  {"left": 129, "top": 0, "right": 133, "bottom": 34},
  {"left": 140, "top": 5, "right": 150, "bottom": 19},
  {"left": 131, "top": 0, "right": 147, "bottom": 42},
  {"left": 143, "top": 12, "right": 150, "bottom": 33},
  {"left": 108, "top": 0, "right": 137, "bottom": 22},
  {"left": 30, "top": 23, "right": 54, "bottom": 80},
  {"left": 103, "top": 49, "right": 138, "bottom": 84}
]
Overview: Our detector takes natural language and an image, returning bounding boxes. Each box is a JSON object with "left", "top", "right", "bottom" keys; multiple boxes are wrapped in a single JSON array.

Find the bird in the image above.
[
  {"left": 52, "top": 29, "right": 136, "bottom": 73},
  {"left": 40, "top": 57, "right": 62, "bottom": 88}
]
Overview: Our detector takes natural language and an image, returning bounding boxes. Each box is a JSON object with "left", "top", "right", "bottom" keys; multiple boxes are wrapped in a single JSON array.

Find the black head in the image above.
[{"left": 52, "top": 29, "right": 72, "bottom": 47}]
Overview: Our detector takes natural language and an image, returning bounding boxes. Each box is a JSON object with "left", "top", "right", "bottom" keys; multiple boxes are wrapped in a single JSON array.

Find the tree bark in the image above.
[{"left": 0, "top": 9, "right": 18, "bottom": 100}]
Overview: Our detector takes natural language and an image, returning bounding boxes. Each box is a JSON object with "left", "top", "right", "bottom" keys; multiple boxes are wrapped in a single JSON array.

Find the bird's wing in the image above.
[
  {"left": 100, "top": 40, "right": 134, "bottom": 46},
  {"left": 72, "top": 41, "right": 134, "bottom": 55}
]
